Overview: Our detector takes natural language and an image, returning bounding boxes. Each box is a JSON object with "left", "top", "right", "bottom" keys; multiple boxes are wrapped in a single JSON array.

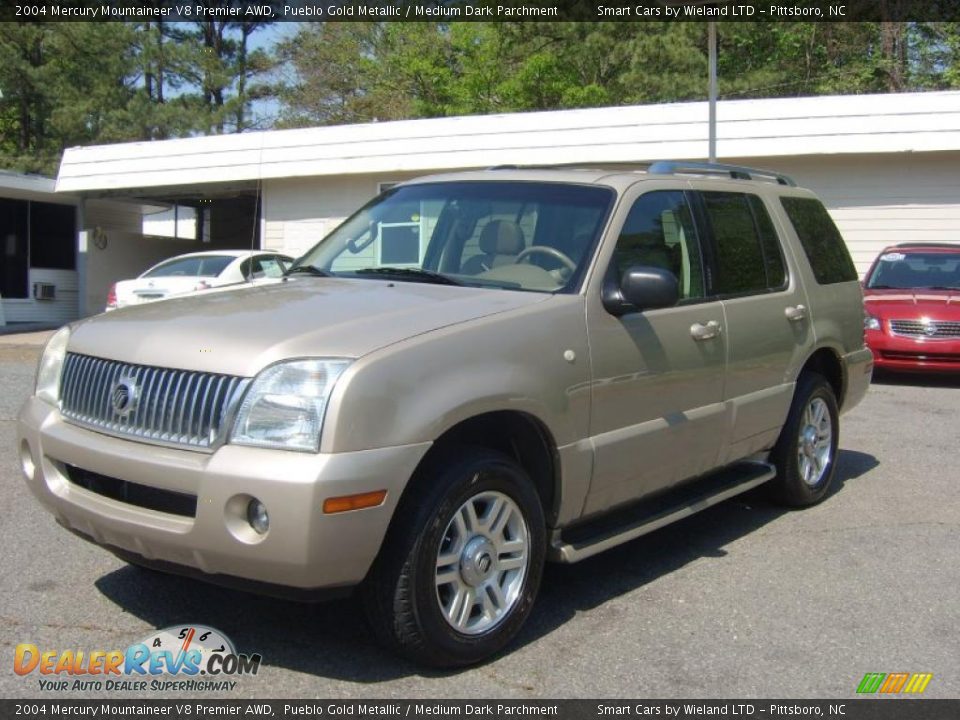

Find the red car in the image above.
[{"left": 863, "top": 243, "right": 960, "bottom": 372}]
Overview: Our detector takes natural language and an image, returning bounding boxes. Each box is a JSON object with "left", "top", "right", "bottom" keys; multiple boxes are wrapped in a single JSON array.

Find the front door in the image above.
[{"left": 584, "top": 188, "right": 727, "bottom": 516}]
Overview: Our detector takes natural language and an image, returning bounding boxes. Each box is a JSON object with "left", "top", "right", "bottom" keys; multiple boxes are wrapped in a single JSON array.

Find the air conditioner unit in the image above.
[{"left": 33, "top": 282, "right": 56, "bottom": 301}]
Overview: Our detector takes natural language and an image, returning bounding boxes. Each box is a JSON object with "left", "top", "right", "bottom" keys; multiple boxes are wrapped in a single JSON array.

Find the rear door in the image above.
[{"left": 692, "top": 187, "right": 814, "bottom": 463}]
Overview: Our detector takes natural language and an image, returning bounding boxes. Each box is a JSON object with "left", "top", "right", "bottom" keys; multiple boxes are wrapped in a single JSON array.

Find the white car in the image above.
[{"left": 105, "top": 250, "right": 294, "bottom": 311}]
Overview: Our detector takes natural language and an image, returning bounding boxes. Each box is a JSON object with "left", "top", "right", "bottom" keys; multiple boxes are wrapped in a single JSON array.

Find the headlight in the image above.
[
  {"left": 35, "top": 326, "right": 70, "bottom": 405},
  {"left": 864, "top": 314, "right": 881, "bottom": 332},
  {"left": 230, "top": 359, "right": 350, "bottom": 452}
]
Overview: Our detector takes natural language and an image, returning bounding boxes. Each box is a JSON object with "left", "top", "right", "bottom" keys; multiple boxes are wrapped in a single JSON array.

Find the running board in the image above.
[{"left": 550, "top": 461, "right": 776, "bottom": 563}]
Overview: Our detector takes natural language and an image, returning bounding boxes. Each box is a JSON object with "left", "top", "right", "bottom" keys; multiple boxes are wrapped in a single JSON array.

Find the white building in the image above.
[
  {"left": 0, "top": 171, "right": 80, "bottom": 326},
  {"left": 55, "top": 90, "right": 960, "bottom": 317}
]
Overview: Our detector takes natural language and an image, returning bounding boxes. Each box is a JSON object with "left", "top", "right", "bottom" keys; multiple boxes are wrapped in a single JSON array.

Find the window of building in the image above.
[
  {"left": 30, "top": 202, "right": 76, "bottom": 270},
  {"left": 0, "top": 199, "right": 29, "bottom": 298},
  {"left": 0, "top": 198, "right": 76, "bottom": 299},
  {"left": 143, "top": 204, "right": 198, "bottom": 240}
]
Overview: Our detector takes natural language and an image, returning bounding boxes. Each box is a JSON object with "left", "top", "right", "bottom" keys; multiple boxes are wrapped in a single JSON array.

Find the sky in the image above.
[{"left": 249, "top": 22, "right": 301, "bottom": 128}]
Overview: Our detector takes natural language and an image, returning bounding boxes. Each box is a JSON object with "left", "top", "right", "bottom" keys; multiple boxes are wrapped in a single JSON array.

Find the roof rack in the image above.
[
  {"left": 485, "top": 162, "right": 659, "bottom": 172},
  {"left": 484, "top": 161, "right": 797, "bottom": 186},
  {"left": 647, "top": 161, "right": 796, "bottom": 186}
]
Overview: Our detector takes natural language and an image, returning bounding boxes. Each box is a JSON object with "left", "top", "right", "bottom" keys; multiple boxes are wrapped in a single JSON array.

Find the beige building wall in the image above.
[{"left": 262, "top": 173, "right": 423, "bottom": 258}]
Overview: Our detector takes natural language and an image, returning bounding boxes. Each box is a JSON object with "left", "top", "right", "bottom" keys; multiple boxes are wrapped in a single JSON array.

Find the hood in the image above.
[
  {"left": 864, "top": 288, "right": 960, "bottom": 320},
  {"left": 69, "top": 277, "right": 549, "bottom": 376}
]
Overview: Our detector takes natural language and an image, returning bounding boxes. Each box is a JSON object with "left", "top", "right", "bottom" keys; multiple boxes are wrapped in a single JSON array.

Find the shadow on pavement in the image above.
[{"left": 94, "top": 449, "right": 878, "bottom": 682}]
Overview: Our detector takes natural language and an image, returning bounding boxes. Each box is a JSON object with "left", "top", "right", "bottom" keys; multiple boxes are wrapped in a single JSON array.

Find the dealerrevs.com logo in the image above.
[{"left": 14, "top": 625, "right": 261, "bottom": 692}]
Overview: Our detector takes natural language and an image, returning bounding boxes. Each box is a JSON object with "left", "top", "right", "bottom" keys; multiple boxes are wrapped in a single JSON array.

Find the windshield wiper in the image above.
[
  {"left": 284, "top": 264, "right": 334, "bottom": 278},
  {"left": 354, "top": 267, "right": 463, "bottom": 286}
]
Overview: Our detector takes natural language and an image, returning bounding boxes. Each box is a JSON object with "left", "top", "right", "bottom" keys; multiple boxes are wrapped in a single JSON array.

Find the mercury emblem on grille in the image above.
[{"left": 110, "top": 377, "right": 139, "bottom": 417}]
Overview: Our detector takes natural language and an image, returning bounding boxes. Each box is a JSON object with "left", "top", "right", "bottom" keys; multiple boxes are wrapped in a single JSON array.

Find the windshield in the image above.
[
  {"left": 144, "top": 255, "right": 234, "bottom": 278},
  {"left": 867, "top": 251, "right": 960, "bottom": 290},
  {"left": 293, "top": 181, "right": 614, "bottom": 293}
]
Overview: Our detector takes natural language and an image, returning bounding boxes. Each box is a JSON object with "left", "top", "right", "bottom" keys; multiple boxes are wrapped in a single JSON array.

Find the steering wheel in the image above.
[{"left": 515, "top": 246, "right": 577, "bottom": 272}]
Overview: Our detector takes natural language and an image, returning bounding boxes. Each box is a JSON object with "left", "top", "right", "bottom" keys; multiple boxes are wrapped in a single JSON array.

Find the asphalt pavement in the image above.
[{"left": 1, "top": 339, "right": 957, "bottom": 699}]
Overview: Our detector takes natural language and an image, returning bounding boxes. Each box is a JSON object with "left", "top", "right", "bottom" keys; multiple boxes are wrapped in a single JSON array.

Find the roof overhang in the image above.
[
  {"left": 1, "top": 170, "right": 77, "bottom": 203},
  {"left": 56, "top": 91, "right": 960, "bottom": 195}
]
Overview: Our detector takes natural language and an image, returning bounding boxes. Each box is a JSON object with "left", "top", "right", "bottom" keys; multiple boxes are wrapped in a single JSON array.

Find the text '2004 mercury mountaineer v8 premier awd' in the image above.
[{"left": 18, "top": 162, "right": 872, "bottom": 667}]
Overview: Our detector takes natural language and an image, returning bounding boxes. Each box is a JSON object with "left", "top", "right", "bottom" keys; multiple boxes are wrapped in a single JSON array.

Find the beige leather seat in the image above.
[{"left": 462, "top": 220, "right": 525, "bottom": 274}]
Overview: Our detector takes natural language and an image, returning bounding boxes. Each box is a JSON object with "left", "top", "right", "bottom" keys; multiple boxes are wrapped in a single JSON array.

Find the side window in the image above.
[
  {"left": 610, "top": 191, "right": 704, "bottom": 300},
  {"left": 780, "top": 197, "right": 857, "bottom": 284},
  {"left": 749, "top": 195, "right": 787, "bottom": 289},
  {"left": 254, "top": 255, "right": 287, "bottom": 279},
  {"left": 702, "top": 192, "right": 786, "bottom": 296}
]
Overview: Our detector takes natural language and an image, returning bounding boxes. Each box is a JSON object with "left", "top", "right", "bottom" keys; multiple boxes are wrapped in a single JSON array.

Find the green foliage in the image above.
[
  {"left": 3, "top": 20, "right": 960, "bottom": 177},
  {"left": 0, "top": 19, "right": 278, "bottom": 175},
  {"left": 279, "top": 21, "right": 960, "bottom": 130}
]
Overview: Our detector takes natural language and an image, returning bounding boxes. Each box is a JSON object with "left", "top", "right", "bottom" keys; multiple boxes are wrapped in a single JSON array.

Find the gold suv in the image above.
[{"left": 18, "top": 162, "right": 872, "bottom": 666}]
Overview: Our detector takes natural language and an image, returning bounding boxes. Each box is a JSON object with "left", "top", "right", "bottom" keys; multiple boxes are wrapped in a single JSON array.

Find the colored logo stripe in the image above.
[
  {"left": 879, "top": 673, "right": 909, "bottom": 693},
  {"left": 903, "top": 673, "right": 933, "bottom": 694},
  {"left": 857, "top": 672, "right": 932, "bottom": 694},
  {"left": 857, "top": 673, "right": 886, "bottom": 693}
]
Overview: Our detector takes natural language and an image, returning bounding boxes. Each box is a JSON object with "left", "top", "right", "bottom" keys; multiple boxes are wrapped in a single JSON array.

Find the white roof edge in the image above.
[
  {"left": 1, "top": 170, "right": 80, "bottom": 202},
  {"left": 1, "top": 170, "right": 56, "bottom": 194},
  {"left": 56, "top": 90, "right": 960, "bottom": 194}
]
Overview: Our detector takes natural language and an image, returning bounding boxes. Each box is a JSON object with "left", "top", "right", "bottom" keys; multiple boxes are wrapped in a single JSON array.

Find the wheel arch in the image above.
[
  {"left": 799, "top": 346, "right": 846, "bottom": 408},
  {"left": 402, "top": 410, "right": 561, "bottom": 527}
]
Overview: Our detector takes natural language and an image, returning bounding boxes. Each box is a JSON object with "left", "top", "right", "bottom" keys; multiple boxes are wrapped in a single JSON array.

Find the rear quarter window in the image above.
[{"left": 780, "top": 197, "right": 857, "bottom": 284}]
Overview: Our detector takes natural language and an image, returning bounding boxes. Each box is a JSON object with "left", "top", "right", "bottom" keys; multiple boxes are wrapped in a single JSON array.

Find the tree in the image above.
[
  {"left": 181, "top": 11, "right": 278, "bottom": 134},
  {"left": 0, "top": 23, "right": 138, "bottom": 174}
]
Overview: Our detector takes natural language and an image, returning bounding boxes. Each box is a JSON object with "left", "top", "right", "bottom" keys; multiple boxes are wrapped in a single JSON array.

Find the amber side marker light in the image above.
[{"left": 323, "top": 490, "right": 388, "bottom": 514}]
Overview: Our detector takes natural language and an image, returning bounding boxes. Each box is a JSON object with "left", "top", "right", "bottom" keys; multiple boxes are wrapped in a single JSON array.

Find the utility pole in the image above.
[{"left": 708, "top": 21, "right": 717, "bottom": 162}]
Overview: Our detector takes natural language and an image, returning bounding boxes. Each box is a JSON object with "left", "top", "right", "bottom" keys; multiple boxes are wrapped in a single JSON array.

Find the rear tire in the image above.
[
  {"left": 768, "top": 372, "right": 840, "bottom": 507},
  {"left": 361, "top": 447, "right": 546, "bottom": 667}
]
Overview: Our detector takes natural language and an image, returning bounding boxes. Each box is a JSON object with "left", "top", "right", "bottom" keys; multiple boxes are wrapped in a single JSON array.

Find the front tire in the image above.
[
  {"left": 361, "top": 448, "right": 546, "bottom": 667},
  {"left": 768, "top": 372, "right": 840, "bottom": 507}
]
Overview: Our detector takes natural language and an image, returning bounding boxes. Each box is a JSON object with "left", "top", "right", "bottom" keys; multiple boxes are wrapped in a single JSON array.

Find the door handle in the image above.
[
  {"left": 785, "top": 304, "right": 808, "bottom": 322},
  {"left": 690, "top": 320, "right": 722, "bottom": 341}
]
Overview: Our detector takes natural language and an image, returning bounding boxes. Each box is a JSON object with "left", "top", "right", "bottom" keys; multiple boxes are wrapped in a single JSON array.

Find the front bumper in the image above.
[
  {"left": 17, "top": 397, "right": 430, "bottom": 592},
  {"left": 866, "top": 330, "right": 960, "bottom": 373}
]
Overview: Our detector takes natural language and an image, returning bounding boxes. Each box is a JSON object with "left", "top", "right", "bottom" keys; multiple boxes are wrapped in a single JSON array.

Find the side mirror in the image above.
[{"left": 602, "top": 266, "right": 680, "bottom": 317}]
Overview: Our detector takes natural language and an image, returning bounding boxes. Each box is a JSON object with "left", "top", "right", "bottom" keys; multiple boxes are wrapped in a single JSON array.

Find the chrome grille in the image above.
[
  {"left": 59, "top": 353, "right": 248, "bottom": 451},
  {"left": 890, "top": 319, "right": 960, "bottom": 339}
]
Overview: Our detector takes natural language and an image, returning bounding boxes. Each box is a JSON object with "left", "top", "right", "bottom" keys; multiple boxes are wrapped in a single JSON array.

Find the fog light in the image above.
[{"left": 246, "top": 499, "right": 269, "bottom": 535}]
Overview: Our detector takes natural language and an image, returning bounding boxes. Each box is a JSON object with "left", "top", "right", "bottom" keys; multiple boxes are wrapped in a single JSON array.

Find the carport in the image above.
[{"left": 67, "top": 179, "right": 262, "bottom": 317}]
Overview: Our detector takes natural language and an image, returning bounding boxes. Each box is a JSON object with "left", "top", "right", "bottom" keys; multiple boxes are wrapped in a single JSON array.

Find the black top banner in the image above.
[
  {"left": 3, "top": 0, "right": 960, "bottom": 23},
  {"left": 3, "top": 699, "right": 960, "bottom": 720}
]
